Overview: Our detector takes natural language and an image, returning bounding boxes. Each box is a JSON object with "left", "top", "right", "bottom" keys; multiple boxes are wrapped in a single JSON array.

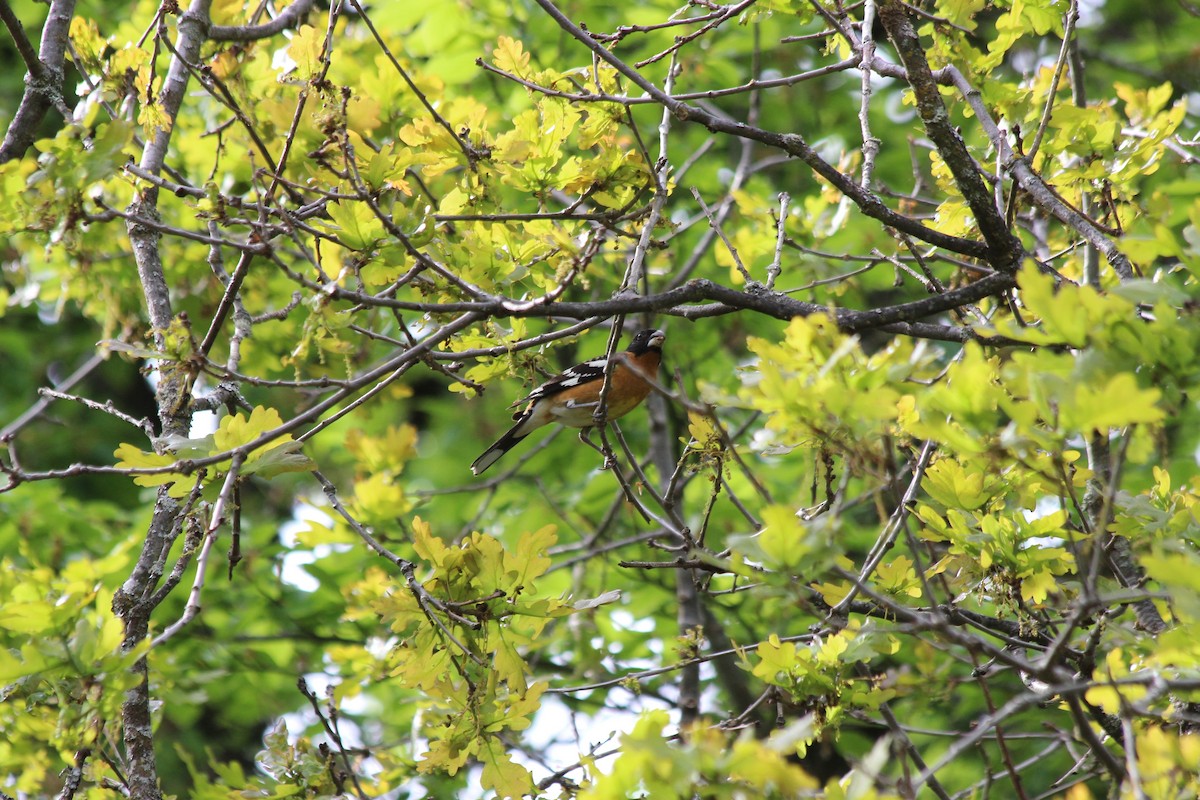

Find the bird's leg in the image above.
[
  {"left": 595, "top": 425, "right": 622, "bottom": 471},
  {"left": 578, "top": 427, "right": 616, "bottom": 470}
]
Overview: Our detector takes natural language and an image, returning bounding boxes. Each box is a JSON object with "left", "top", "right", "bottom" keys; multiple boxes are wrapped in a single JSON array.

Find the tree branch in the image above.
[
  {"left": 116, "top": 4, "right": 216, "bottom": 799},
  {"left": 878, "top": 0, "right": 1024, "bottom": 272},
  {"left": 207, "top": 0, "right": 314, "bottom": 41},
  {"left": 315, "top": 271, "right": 1018, "bottom": 335},
  {"left": 0, "top": 0, "right": 78, "bottom": 163}
]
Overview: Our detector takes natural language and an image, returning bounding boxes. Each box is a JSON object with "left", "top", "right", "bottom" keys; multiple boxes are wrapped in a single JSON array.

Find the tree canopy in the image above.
[{"left": 2, "top": 0, "right": 1200, "bottom": 798}]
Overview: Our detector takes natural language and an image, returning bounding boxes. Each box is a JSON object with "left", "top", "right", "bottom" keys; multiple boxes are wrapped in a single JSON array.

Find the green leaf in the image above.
[
  {"left": 285, "top": 24, "right": 323, "bottom": 81},
  {"left": 478, "top": 741, "right": 534, "bottom": 799},
  {"left": 322, "top": 200, "right": 386, "bottom": 251}
]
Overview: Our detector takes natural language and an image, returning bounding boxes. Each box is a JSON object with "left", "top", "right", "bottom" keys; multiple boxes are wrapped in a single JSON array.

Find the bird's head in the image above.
[{"left": 627, "top": 328, "right": 665, "bottom": 354}]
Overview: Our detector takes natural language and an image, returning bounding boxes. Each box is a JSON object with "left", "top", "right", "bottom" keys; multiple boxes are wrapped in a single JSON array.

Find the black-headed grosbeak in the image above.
[{"left": 470, "top": 328, "right": 665, "bottom": 475}]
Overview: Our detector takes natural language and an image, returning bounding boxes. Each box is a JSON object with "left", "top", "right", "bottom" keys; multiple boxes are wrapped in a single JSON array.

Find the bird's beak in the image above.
[{"left": 649, "top": 330, "right": 665, "bottom": 348}]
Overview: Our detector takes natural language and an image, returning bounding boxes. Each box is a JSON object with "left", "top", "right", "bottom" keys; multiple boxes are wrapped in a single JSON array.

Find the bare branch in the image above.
[
  {"left": 207, "top": 0, "right": 314, "bottom": 41},
  {"left": 0, "top": 0, "right": 78, "bottom": 163},
  {"left": 878, "top": 0, "right": 1024, "bottom": 272}
]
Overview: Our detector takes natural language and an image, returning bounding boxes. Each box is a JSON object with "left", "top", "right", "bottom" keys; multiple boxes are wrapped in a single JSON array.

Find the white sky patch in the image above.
[
  {"left": 609, "top": 608, "right": 655, "bottom": 634},
  {"left": 1027, "top": 495, "right": 1064, "bottom": 521},
  {"left": 278, "top": 501, "right": 341, "bottom": 593},
  {"left": 1077, "top": 0, "right": 1107, "bottom": 28},
  {"left": 190, "top": 404, "right": 219, "bottom": 439},
  {"left": 272, "top": 43, "right": 297, "bottom": 76},
  {"left": 1024, "top": 495, "right": 1068, "bottom": 549}
]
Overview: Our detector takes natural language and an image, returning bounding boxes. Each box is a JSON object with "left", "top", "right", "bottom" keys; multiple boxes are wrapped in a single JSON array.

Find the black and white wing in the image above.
[{"left": 508, "top": 356, "right": 609, "bottom": 416}]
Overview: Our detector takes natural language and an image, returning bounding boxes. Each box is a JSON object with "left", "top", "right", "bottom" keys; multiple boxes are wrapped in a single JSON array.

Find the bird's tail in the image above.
[{"left": 470, "top": 417, "right": 530, "bottom": 475}]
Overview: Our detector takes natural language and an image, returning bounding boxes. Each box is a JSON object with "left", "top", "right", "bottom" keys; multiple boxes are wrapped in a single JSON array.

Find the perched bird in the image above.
[{"left": 470, "top": 328, "right": 666, "bottom": 475}]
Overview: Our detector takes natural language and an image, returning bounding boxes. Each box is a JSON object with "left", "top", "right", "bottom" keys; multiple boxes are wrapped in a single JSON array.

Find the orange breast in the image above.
[
  {"left": 603, "top": 355, "right": 658, "bottom": 418},
  {"left": 547, "top": 351, "right": 660, "bottom": 428}
]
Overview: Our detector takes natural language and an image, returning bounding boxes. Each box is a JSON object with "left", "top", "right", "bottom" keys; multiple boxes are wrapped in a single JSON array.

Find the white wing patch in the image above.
[{"left": 513, "top": 356, "right": 610, "bottom": 408}]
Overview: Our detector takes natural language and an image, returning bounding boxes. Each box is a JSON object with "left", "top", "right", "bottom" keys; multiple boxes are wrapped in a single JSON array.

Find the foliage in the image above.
[{"left": 2, "top": 0, "right": 1200, "bottom": 798}]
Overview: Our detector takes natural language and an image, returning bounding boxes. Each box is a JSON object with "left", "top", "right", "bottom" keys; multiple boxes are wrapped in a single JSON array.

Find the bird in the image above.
[{"left": 470, "top": 328, "right": 666, "bottom": 475}]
